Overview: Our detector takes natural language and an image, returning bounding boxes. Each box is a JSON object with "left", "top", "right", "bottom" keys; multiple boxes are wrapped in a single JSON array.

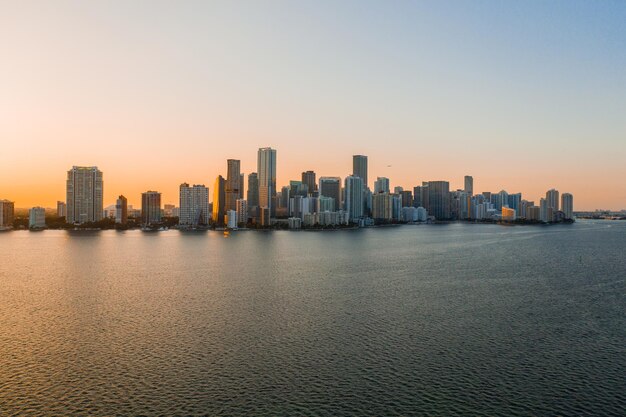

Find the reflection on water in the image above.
[{"left": 0, "top": 221, "right": 625, "bottom": 415}]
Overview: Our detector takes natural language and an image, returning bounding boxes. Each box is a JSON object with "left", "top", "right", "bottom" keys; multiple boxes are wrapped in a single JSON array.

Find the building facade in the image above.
[
  {"left": 179, "top": 183, "right": 210, "bottom": 227},
  {"left": 66, "top": 166, "right": 103, "bottom": 224},
  {"left": 115, "top": 195, "right": 128, "bottom": 224},
  {"left": 141, "top": 191, "right": 162, "bottom": 225},
  {"left": 258, "top": 147, "right": 277, "bottom": 216},
  {"left": 29, "top": 207, "right": 46, "bottom": 228}
]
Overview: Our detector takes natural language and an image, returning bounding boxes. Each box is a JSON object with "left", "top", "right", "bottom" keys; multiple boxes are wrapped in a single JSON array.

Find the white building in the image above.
[
  {"left": 561, "top": 193, "right": 574, "bottom": 220},
  {"left": 179, "top": 183, "right": 210, "bottom": 227},
  {"left": 66, "top": 166, "right": 103, "bottom": 224},
  {"left": 226, "top": 209, "right": 238, "bottom": 229},
  {"left": 288, "top": 217, "right": 302, "bottom": 229},
  {"left": 416, "top": 207, "right": 428, "bottom": 222},
  {"left": 29, "top": 207, "right": 46, "bottom": 229}
]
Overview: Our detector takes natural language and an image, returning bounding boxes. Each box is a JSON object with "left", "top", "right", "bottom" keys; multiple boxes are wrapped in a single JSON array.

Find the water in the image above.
[{"left": 0, "top": 221, "right": 624, "bottom": 416}]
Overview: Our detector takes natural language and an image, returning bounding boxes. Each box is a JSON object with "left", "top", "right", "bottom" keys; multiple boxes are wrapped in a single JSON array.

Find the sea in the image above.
[{"left": 0, "top": 220, "right": 624, "bottom": 416}]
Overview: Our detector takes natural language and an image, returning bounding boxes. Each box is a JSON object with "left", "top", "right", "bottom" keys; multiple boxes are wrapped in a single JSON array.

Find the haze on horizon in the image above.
[{"left": 1, "top": 1, "right": 625, "bottom": 210}]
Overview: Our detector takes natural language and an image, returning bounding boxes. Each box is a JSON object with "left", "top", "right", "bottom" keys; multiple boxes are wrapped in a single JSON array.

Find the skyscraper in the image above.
[
  {"left": 301, "top": 171, "right": 317, "bottom": 194},
  {"left": 344, "top": 175, "right": 364, "bottom": 222},
  {"left": 561, "top": 193, "right": 574, "bottom": 220},
  {"left": 258, "top": 147, "right": 277, "bottom": 216},
  {"left": 546, "top": 189, "right": 560, "bottom": 212},
  {"left": 141, "top": 191, "right": 161, "bottom": 225},
  {"left": 212, "top": 175, "right": 226, "bottom": 225},
  {"left": 319, "top": 177, "right": 342, "bottom": 209},
  {"left": 352, "top": 155, "right": 368, "bottom": 189},
  {"left": 66, "top": 166, "right": 103, "bottom": 224},
  {"left": 374, "top": 177, "right": 390, "bottom": 194},
  {"left": 464, "top": 175, "right": 474, "bottom": 196},
  {"left": 179, "top": 183, "right": 210, "bottom": 227},
  {"left": 372, "top": 192, "right": 393, "bottom": 221},
  {"left": 115, "top": 195, "right": 128, "bottom": 224},
  {"left": 0, "top": 200, "right": 15, "bottom": 229},
  {"left": 225, "top": 159, "right": 241, "bottom": 212},
  {"left": 427, "top": 181, "right": 451, "bottom": 220},
  {"left": 400, "top": 190, "right": 413, "bottom": 207},
  {"left": 247, "top": 172, "right": 259, "bottom": 218}
]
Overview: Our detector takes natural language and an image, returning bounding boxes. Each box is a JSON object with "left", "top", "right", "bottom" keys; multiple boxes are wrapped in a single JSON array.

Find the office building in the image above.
[
  {"left": 427, "top": 181, "right": 450, "bottom": 220},
  {"left": 115, "top": 195, "right": 128, "bottom": 224},
  {"left": 247, "top": 172, "right": 259, "bottom": 219},
  {"left": 212, "top": 175, "right": 226, "bottom": 225},
  {"left": 225, "top": 159, "right": 241, "bottom": 212},
  {"left": 464, "top": 175, "right": 474, "bottom": 196},
  {"left": 352, "top": 155, "right": 368, "bottom": 188},
  {"left": 540, "top": 198, "right": 549, "bottom": 222},
  {"left": 561, "top": 193, "right": 574, "bottom": 220},
  {"left": 141, "top": 191, "right": 161, "bottom": 225},
  {"left": 66, "top": 166, "right": 103, "bottom": 224},
  {"left": 179, "top": 183, "right": 210, "bottom": 227},
  {"left": 319, "top": 177, "right": 342, "bottom": 209},
  {"left": 258, "top": 147, "right": 277, "bottom": 217},
  {"left": 400, "top": 190, "right": 413, "bottom": 208},
  {"left": 29, "top": 207, "right": 46, "bottom": 229},
  {"left": 344, "top": 175, "right": 364, "bottom": 222}
]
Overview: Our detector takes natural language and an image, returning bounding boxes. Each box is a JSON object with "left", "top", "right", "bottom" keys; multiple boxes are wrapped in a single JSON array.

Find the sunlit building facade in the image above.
[{"left": 66, "top": 166, "right": 103, "bottom": 224}]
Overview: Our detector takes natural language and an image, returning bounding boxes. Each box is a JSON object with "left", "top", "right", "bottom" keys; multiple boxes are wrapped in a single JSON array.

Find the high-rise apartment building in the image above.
[
  {"left": 464, "top": 175, "right": 474, "bottom": 196},
  {"left": 29, "top": 207, "right": 46, "bottom": 229},
  {"left": 546, "top": 189, "right": 560, "bottom": 212},
  {"left": 352, "top": 155, "right": 368, "bottom": 189},
  {"left": 247, "top": 172, "right": 259, "bottom": 218},
  {"left": 374, "top": 177, "right": 390, "bottom": 194},
  {"left": 212, "top": 175, "right": 226, "bottom": 225},
  {"left": 115, "top": 195, "right": 128, "bottom": 224},
  {"left": 372, "top": 193, "right": 393, "bottom": 221},
  {"left": 141, "top": 191, "right": 161, "bottom": 225},
  {"left": 66, "top": 166, "right": 103, "bottom": 224},
  {"left": 427, "top": 181, "right": 451, "bottom": 220},
  {"left": 57, "top": 201, "right": 67, "bottom": 218},
  {"left": 0, "top": 200, "right": 14, "bottom": 229},
  {"left": 258, "top": 147, "right": 277, "bottom": 216},
  {"left": 301, "top": 171, "right": 317, "bottom": 194},
  {"left": 400, "top": 190, "right": 413, "bottom": 207},
  {"left": 225, "top": 159, "right": 241, "bottom": 212},
  {"left": 344, "top": 175, "right": 364, "bottom": 222},
  {"left": 179, "top": 183, "right": 210, "bottom": 227},
  {"left": 236, "top": 199, "right": 248, "bottom": 226},
  {"left": 561, "top": 193, "right": 573, "bottom": 220}
]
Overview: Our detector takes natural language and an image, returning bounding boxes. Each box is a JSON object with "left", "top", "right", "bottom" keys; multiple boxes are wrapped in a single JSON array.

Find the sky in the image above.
[{"left": 1, "top": 0, "right": 625, "bottom": 210}]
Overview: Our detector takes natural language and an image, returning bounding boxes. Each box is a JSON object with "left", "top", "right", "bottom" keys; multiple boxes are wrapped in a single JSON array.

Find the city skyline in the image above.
[{"left": 2, "top": 2, "right": 625, "bottom": 210}]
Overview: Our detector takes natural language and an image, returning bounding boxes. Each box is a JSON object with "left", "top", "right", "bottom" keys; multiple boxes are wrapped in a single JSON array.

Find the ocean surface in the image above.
[{"left": 0, "top": 220, "right": 624, "bottom": 416}]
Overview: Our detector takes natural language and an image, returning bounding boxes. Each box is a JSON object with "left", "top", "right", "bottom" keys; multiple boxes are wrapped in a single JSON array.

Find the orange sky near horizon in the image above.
[{"left": 1, "top": 2, "right": 625, "bottom": 211}]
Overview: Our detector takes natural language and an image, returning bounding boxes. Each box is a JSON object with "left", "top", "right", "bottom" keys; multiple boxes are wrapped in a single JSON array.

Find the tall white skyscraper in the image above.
[
  {"left": 561, "top": 193, "right": 574, "bottom": 220},
  {"left": 179, "top": 183, "right": 210, "bottom": 227},
  {"left": 257, "top": 147, "right": 277, "bottom": 216},
  {"left": 546, "top": 189, "right": 560, "bottom": 212},
  {"left": 66, "top": 166, "right": 103, "bottom": 224},
  {"left": 374, "top": 177, "right": 390, "bottom": 194},
  {"left": 344, "top": 175, "right": 364, "bottom": 223}
]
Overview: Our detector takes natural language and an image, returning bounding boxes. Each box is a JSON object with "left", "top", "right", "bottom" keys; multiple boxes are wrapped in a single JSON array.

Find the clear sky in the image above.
[{"left": 1, "top": 0, "right": 625, "bottom": 210}]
